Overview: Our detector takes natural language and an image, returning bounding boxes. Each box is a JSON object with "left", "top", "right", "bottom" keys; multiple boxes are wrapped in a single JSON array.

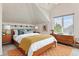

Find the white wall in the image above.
[
  {"left": 50, "top": 4, "right": 79, "bottom": 38},
  {"left": 36, "top": 4, "right": 79, "bottom": 39},
  {"left": 2, "top": 4, "right": 50, "bottom": 24},
  {"left": 34, "top": 17, "right": 52, "bottom": 34},
  {"left": 0, "top": 4, "right": 2, "bottom": 55},
  {"left": 3, "top": 3, "right": 79, "bottom": 39}
]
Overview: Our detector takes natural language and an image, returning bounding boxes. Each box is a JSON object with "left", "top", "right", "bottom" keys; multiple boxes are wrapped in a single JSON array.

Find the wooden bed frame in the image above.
[{"left": 13, "top": 40, "right": 57, "bottom": 56}]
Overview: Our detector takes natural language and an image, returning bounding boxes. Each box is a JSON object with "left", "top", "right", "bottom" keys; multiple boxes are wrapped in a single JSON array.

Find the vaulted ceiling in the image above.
[{"left": 2, "top": 3, "right": 58, "bottom": 24}]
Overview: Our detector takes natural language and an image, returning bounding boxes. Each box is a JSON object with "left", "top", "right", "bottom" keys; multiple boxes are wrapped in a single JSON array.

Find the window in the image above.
[
  {"left": 53, "top": 14, "right": 74, "bottom": 35},
  {"left": 54, "top": 17, "right": 63, "bottom": 34}
]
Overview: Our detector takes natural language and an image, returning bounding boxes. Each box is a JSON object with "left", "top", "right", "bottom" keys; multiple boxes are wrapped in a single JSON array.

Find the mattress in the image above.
[{"left": 14, "top": 33, "right": 57, "bottom": 56}]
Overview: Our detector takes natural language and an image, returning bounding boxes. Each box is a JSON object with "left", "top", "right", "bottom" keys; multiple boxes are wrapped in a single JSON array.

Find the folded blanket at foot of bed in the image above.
[{"left": 19, "top": 34, "right": 53, "bottom": 55}]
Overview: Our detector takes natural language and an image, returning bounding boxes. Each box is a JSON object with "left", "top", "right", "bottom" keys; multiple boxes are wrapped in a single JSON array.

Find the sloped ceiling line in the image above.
[
  {"left": 35, "top": 4, "right": 50, "bottom": 22},
  {"left": 2, "top": 4, "right": 58, "bottom": 24}
]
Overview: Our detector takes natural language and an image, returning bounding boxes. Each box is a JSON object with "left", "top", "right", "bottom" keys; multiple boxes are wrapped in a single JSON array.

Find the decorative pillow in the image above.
[
  {"left": 18, "top": 29, "right": 24, "bottom": 35},
  {"left": 24, "top": 29, "right": 27, "bottom": 34},
  {"left": 24, "top": 29, "right": 33, "bottom": 34}
]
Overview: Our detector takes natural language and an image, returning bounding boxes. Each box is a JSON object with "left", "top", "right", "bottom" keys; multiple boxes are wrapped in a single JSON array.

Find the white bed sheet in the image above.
[
  {"left": 28, "top": 37, "right": 57, "bottom": 56},
  {"left": 14, "top": 33, "right": 57, "bottom": 56},
  {"left": 14, "top": 33, "right": 40, "bottom": 43}
]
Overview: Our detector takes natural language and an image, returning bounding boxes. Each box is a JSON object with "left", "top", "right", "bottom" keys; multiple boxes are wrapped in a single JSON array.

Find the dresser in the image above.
[
  {"left": 2, "top": 24, "right": 12, "bottom": 44},
  {"left": 2, "top": 34, "right": 12, "bottom": 44},
  {"left": 53, "top": 34, "right": 75, "bottom": 45}
]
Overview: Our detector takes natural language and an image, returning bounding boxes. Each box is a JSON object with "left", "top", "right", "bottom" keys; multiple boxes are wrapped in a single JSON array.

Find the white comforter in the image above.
[{"left": 14, "top": 33, "right": 57, "bottom": 56}]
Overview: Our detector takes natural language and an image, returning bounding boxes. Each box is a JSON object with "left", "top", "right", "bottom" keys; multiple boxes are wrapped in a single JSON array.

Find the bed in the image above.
[{"left": 13, "top": 29, "right": 57, "bottom": 56}]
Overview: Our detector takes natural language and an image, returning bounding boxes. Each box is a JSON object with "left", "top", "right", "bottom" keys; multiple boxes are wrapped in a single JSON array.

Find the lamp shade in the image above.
[{"left": 35, "top": 26, "right": 38, "bottom": 29}]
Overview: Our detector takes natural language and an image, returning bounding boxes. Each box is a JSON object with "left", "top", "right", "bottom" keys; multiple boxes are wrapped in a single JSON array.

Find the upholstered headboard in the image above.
[
  {"left": 13, "top": 29, "right": 33, "bottom": 39},
  {"left": 14, "top": 29, "right": 33, "bottom": 35},
  {"left": 10, "top": 24, "right": 34, "bottom": 35}
]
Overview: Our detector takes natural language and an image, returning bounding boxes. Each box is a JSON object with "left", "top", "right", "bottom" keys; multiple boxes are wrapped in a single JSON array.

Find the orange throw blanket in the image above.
[{"left": 19, "top": 34, "right": 52, "bottom": 54}]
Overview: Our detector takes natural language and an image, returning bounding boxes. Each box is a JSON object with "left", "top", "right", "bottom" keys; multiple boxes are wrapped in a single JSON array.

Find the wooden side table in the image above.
[{"left": 2, "top": 34, "right": 12, "bottom": 44}]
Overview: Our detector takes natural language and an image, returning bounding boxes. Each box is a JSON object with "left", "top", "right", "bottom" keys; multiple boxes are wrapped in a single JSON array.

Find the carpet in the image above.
[
  {"left": 40, "top": 44, "right": 72, "bottom": 56},
  {"left": 7, "top": 49, "right": 23, "bottom": 56},
  {"left": 7, "top": 44, "right": 72, "bottom": 56}
]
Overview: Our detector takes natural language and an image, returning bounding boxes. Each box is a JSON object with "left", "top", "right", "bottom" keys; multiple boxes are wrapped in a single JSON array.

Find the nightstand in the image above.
[{"left": 2, "top": 34, "right": 12, "bottom": 44}]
